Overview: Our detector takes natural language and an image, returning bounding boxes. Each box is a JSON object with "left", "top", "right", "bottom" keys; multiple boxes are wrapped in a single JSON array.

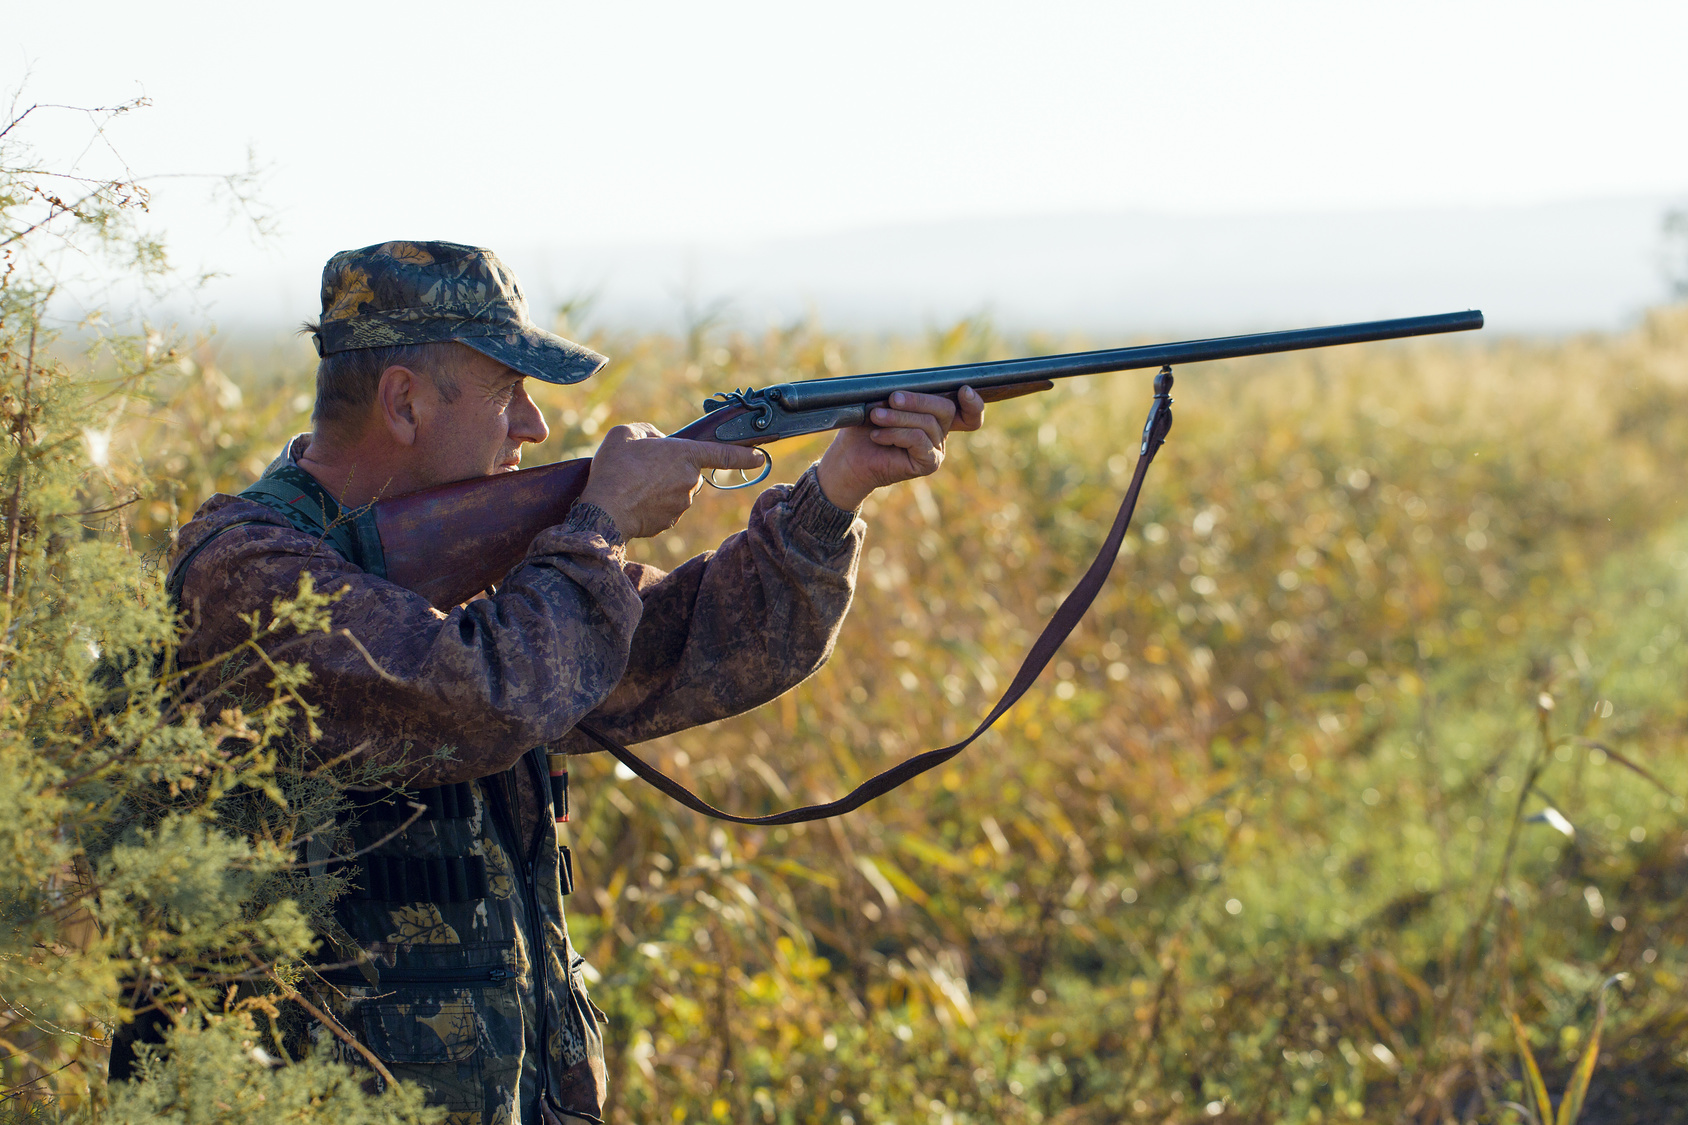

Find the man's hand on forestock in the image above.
[
  {"left": 579, "top": 423, "right": 765, "bottom": 539},
  {"left": 815, "top": 387, "right": 985, "bottom": 511}
]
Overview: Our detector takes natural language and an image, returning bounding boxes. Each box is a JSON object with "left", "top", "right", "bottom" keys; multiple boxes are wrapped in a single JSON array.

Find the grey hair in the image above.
[{"left": 300, "top": 322, "right": 463, "bottom": 434}]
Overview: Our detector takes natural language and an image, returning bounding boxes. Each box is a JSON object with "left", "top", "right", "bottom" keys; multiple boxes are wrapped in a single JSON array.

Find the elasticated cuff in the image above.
[
  {"left": 561, "top": 500, "right": 627, "bottom": 553},
  {"left": 787, "top": 465, "right": 861, "bottom": 542}
]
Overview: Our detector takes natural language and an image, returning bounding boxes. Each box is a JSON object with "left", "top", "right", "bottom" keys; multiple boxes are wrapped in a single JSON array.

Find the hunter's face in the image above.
[{"left": 416, "top": 346, "right": 549, "bottom": 486}]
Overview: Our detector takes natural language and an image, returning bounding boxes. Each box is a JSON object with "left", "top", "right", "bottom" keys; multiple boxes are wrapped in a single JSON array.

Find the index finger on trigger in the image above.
[{"left": 680, "top": 439, "right": 766, "bottom": 471}]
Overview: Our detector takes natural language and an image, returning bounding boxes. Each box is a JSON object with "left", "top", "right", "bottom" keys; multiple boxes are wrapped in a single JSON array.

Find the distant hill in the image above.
[
  {"left": 183, "top": 198, "right": 1683, "bottom": 341},
  {"left": 512, "top": 198, "right": 1677, "bottom": 338}
]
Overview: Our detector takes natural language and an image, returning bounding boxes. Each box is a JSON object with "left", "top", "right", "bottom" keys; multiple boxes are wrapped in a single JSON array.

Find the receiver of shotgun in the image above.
[{"left": 375, "top": 310, "right": 1484, "bottom": 608}]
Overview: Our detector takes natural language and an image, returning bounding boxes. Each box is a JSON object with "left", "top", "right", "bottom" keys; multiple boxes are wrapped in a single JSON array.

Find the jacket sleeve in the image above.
[
  {"left": 175, "top": 499, "right": 644, "bottom": 786},
  {"left": 563, "top": 465, "right": 864, "bottom": 748}
]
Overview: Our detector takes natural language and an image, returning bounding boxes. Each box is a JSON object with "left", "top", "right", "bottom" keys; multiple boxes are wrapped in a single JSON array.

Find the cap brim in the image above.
[{"left": 460, "top": 326, "right": 607, "bottom": 385}]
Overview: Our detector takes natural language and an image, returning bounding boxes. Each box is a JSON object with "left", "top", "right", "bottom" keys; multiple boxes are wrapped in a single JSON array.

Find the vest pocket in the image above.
[
  {"left": 338, "top": 951, "right": 525, "bottom": 1119},
  {"left": 363, "top": 996, "right": 486, "bottom": 1064},
  {"left": 544, "top": 956, "right": 610, "bottom": 1117}
]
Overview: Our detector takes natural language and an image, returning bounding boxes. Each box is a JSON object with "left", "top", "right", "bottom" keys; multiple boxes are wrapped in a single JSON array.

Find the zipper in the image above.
[
  {"left": 522, "top": 748, "right": 556, "bottom": 1109},
  {"left": 491, "top": 756, "right": 553, "bottom": 1108},
  {"left": 317, "top": 965, "right": 513, "bottom": 986}
]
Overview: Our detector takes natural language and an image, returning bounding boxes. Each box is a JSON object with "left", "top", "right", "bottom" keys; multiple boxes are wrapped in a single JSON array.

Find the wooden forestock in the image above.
[{"left": 976, "top": 380, "right": 1053, "bottom": 403}]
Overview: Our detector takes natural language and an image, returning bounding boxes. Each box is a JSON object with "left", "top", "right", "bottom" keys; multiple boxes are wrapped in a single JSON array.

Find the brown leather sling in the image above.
[{"left": 572, "top": 367, "right": 1177, "bottom": 825}]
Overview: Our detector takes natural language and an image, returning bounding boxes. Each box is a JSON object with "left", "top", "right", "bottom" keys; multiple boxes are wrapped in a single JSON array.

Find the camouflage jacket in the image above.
[{"left": 171, "top": 435, "right": 864, "bottom": 1124}]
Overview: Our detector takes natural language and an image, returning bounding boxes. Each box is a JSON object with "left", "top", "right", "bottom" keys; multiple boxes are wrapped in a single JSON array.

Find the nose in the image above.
[{"left": 509, "top": 385, "right": 549, "bottom": 446}]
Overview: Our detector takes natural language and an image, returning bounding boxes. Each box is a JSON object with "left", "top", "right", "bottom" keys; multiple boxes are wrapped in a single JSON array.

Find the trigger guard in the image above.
[{"left": 706, "top": 450, "right": 773, "bottom": 491}]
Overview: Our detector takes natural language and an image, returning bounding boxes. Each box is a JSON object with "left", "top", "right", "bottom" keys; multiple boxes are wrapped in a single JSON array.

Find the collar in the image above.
[{"left": 260, "top": 432, "right": 313, "bottom": 480}]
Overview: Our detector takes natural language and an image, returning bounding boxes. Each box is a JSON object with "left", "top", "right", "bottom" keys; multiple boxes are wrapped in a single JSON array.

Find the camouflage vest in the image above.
[
  {"left": 314, "top": 754, "right": 606, "bottom": 1125},
  {"left": 174, "top": 465, "right": 608, "bottom": 1124}
]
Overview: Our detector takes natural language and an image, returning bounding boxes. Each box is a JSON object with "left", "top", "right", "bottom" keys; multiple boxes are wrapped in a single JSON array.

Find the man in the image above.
[{"left": 168, "top": 241, "right": 983, "bottom": 1124}]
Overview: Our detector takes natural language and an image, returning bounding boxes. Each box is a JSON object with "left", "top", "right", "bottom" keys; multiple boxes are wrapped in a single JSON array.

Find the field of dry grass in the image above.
[{"left": 107, "top": 307, "right": 1688, "bottom": 1123}]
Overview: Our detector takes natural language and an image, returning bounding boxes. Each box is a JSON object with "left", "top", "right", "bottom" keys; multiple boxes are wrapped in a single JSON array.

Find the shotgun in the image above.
[{"left": 375, "top": 310, "right": 1483, "bottom": 609}]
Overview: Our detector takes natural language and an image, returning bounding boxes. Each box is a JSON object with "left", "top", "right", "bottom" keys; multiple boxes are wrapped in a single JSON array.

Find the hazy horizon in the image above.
[
  {"left": 13, "top": 1, "right": 1688, "bottom": 350},
  {"left": 128, "top": 196, "right": 1682, "bottom": 354}
]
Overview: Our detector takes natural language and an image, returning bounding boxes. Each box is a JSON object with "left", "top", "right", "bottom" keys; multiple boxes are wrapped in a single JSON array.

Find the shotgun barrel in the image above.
[{"left": 700, "top": 310, "right": 1484, "bottom": 443}]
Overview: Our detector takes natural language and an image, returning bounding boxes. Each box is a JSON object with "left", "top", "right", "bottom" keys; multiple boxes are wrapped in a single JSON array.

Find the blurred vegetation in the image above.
[
  {"left": 0, "top": 99, "right": 436, "bottom": 1124},
  {"left": 544, "top": 310, "right": 1688, "bottom": 1125},
  {"left": 87, "top": 297, "right": 1688, "bottom": 1123},
  {"left": 12, "top": 94, "right": 1688, "bottom": 1125}
]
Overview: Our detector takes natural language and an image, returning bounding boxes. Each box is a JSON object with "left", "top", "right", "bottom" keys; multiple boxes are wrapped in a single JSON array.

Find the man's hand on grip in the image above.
[
  {"left": 579, "top": 423, "right": 763, "bottom": 539},
  {"left": 815, "top": 387, "right": 985, "bottom": 511}
]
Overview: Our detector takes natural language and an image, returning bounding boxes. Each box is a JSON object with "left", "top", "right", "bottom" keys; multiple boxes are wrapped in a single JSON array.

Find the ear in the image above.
[{"left": 376, "top": 365, "right": 423, "bottom": 447}]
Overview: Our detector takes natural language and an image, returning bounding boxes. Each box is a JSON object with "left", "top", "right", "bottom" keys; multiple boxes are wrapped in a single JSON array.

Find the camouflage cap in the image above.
[{"left": 313, "top": 240, "right": 606, "bottom": 385}]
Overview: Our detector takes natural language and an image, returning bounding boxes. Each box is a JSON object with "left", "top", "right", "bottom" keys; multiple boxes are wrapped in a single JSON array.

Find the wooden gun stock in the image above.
[
  {"left": 373, "top": 383, "right": 1053, "bottom": 609},
  {"left": 376, "top": 457, "right": 593, "bottom": 609},
  {"left": 377, "top": 403, "right": 752, "bottom": 608}
]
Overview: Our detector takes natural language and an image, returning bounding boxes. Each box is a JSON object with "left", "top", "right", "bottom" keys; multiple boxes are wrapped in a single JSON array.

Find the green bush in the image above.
[{"left": 0, "top": 100, "right": 438, "bottom": 1125}]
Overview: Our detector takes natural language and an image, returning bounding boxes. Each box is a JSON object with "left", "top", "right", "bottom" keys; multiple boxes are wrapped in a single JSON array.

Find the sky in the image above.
[{"left": 7, "top": 0, "right": 1688, "bottom": 334}]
